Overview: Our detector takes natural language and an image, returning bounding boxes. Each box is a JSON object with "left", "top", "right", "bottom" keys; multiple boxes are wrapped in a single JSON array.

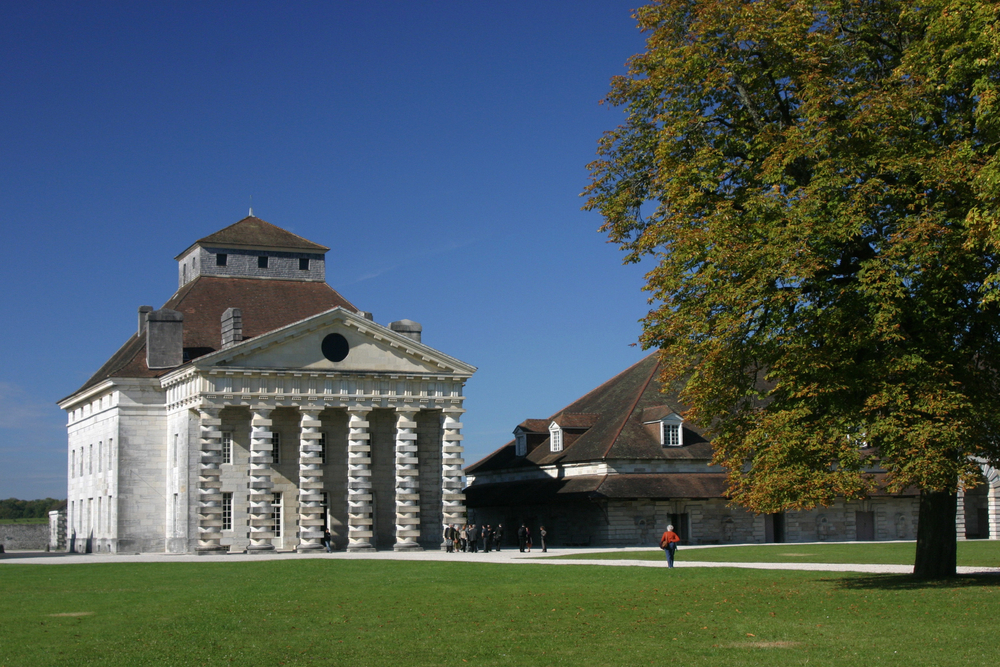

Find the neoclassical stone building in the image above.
[
  {"left": 465, "top": 354, "right": 999, "bottom": 546},
  {"left": 59, "top": 216, "right": 474, "bottom": 554}
]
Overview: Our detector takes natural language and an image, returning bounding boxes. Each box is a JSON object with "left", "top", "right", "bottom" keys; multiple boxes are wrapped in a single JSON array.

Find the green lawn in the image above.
[
  {"left": 550, "top": 541, "right": 1000, "bottom": 567},
  {"left": 0, "top": 560, "right": 997, "bottom": 666}
]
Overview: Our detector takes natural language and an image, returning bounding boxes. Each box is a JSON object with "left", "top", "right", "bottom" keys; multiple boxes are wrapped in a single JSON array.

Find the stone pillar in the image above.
[
  {"left": 248, "top": 408, "right": 275, "bottom": 553},
  {"left": 985, "top": 465, "right": 1000, "bottom": 541},
  {"left": 956, "top": 488, "right": 967, "bottom": 541},
  {"left": 196, "top": 407, "right": 227, "bottom": 554},
  {"left": 393, "top": 409, "right": 421, "bottom": 551},
  {"left": 296, "top": 407, "right": 326, "bottom": 552},
  {"left": 347, "top": 409, "right": 375, "bottom": 552},
  {"left": 440, "top": 409, "right": 466, "bottom": 549}
]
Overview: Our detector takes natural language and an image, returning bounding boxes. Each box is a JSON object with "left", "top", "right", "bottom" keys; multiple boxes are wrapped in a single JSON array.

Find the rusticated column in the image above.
[
  {"left": 956, "top": 488, "right": 967, "bottom": 541},
  {"left": 297, "top": 407, "right": 326, "bottom": 552},
  {"left": 196, "top": 407, "right": 227, "bottom": 554},
  {"left": 393, "top": 409, "right": 421, "bottom": 551},
  {"left": 247, "top": 408, "right": 275, "bottom": 553},
  {"left": 440, "top": 409, "right": 466, "bottom": 548},
  {"left": 347, "top": 408, "right": 375, "bottom": 552}
]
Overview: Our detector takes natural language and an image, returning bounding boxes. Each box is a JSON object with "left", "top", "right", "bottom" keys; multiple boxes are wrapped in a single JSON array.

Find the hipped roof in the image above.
[
  {"left": 467, "top": 353, "right": 712, "bottom": 475},
  {"left": 175, "top": 216, "right": 329, "bottom": 258},
  {"left": 68, "top": 275, "right": 357, "bottom": 397}
]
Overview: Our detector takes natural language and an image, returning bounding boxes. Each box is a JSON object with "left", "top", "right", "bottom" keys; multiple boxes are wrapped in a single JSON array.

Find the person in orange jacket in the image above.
[{"left": 660, "top": 525, "right": 681, "bottom": 568}]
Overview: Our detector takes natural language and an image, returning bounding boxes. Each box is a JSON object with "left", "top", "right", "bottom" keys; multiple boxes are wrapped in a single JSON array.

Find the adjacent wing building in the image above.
[
  {"left": 59, "top": 216, "right": 475, "bottom": 554},
  {"left": 464, "top": 354, "right": 996, "bottom": 546}
]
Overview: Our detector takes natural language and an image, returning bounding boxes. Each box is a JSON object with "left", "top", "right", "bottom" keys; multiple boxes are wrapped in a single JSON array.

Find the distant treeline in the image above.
[{"left": 0, "top": 498, "right": 67, "bottom": 520}]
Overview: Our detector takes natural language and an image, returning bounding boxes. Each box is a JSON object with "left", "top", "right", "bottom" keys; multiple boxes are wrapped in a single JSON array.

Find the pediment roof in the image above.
[{"left": 192, "top": 307, "right": 476, "bottom": 376}]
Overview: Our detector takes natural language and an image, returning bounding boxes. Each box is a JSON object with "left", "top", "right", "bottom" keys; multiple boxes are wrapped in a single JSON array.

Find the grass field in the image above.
[
  {"left": 550, "top": 540, "right": 1000, "bottom": 567},
  {"left": 1, "top": 559, "right": 997, "bottom": 666}
]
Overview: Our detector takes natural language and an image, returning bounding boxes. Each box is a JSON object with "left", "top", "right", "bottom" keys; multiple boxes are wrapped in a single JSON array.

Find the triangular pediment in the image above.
[{"left": 191, "top": 308, "right": 475, "bottom": 375}]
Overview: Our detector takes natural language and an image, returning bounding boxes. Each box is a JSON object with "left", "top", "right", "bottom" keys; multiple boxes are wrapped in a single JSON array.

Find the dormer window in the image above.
[
  {"left": 258, "top": 255, "right": 269, "bottom": 269},
  {"left": 660, "top": 413, "right": 683, "bottom": 447},
  {"left": 299, "top": 258, "right": 310, "bottom": 270},
  {"left": 549, "top": 422, "right": 563, "bottom": 452},
  {"left": 515, "top": 431, "right": 527, "bottom": 457},
  {"left": 217, "top": 253, "right": 227, "bottom": 266}
]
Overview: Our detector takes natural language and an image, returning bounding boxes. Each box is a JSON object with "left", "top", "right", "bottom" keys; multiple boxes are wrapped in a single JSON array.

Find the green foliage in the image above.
[
  {"left": 584, "top": 0, "right": 1000, "bottom": 511},
  {"left": 1, "top": 560, "right": 997, "bottom": 666},
  {"left": 0, "top": 498, "right": 65, "bottom": 521}
]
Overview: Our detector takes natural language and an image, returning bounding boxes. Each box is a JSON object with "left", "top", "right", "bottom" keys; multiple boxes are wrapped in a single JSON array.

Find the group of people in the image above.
[
  {"left": 516, "top": 524, "right": 547, "bottom": 553},
  {"left": 443, "top": 523, "right": 504, "bottom": 553}
]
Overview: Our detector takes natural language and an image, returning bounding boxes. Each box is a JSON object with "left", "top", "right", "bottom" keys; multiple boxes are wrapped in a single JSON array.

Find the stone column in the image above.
[
  {"left": 297, "top": 407, "right": 325, "bottom": 552},
  {"left": 393, "top": 409, "right": 421, "bottom": 551},
  {"left": 988, "top": 469, "right": 1000, "bottom": 541},
  {"left": 347, "top": 408, "right": 375, "bottom": 552},
  {"left": 248, "top": 408, "right": 275, "bottom": 553},
  {"left": 440, "top": 408, "right": 466, "bottom": 549},
  {"left": 956, "top": 488, "right": 967, "bottom": 541},
  {"left": 196, "top": 407, "right": 227, "bottom": 554}
]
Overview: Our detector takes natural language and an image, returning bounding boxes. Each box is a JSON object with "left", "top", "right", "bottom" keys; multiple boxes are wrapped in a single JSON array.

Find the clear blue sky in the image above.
[{"left": 0, "top": 2, "right": 654, "bottom": 499}]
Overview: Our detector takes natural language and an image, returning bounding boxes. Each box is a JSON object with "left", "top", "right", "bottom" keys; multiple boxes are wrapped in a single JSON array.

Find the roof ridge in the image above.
[
  {"left": 600, "top": 354, "right": 660, "bottom": 459},
  {"left": 547, "top": 353, "right": 658, "bottom": 420}
]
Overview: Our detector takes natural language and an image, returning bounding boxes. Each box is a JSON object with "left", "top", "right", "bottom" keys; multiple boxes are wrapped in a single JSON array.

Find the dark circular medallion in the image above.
[{"left": 321, "top": 333, "right": 350, "bottom": 362}]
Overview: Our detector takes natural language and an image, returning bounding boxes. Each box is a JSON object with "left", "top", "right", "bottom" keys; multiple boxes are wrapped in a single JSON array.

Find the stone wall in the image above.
[{"left": 1, "top": 523, "right": 50, "bottom": 550}]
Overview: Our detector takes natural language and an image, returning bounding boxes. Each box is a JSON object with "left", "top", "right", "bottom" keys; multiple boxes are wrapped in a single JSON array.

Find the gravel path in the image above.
[{"left": 2, "top": 545, "right": 998, "bottom": 575}]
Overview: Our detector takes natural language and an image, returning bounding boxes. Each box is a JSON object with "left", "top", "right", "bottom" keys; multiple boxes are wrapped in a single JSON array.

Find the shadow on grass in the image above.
[{"left": 830, "top": 572, "right": 1000, "bottom": 591}]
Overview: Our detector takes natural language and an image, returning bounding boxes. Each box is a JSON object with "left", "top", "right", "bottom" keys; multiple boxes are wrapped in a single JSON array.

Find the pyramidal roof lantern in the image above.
[{"left": 174, "top": 214, "right": 329, "bottom": 260}]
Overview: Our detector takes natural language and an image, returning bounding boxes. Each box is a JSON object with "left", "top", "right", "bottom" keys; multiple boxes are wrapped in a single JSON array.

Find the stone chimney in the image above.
[
  {"left": 146, "top": 309, "right": 184, "bottom": 369},
  {"left": 221, "top": 308, "right": 243, "bottom": 349},
  {"left": 358, "top": 311, "right": 375, "bottom": 321},
  {"left": 389, "top": 319, "right": 422, "bottom": 343},
  {"left": 138, "top": 305, "right": 153, "bottom": 335}
]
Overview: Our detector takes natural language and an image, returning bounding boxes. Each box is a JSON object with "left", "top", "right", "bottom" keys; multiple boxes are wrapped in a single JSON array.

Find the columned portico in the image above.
[
  {"left": 347, "top": 408, "right": 375, "bottom": 552},
  {"left": 394, "top": 409, "right": 421, "bottom": 550},
  {"left": 196, "top": 406, "right": 227, "bottom": 553},
  {"left": 248, "top": 408, "right": 275, "bottom": 552},
  {"left": 297, "top": 407, "right": 326, "bottom": 552}
]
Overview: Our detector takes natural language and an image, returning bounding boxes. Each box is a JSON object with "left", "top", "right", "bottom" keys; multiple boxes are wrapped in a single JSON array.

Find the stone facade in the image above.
[{"left": 59, "top": 216, "right": 475, "bottom": 554}]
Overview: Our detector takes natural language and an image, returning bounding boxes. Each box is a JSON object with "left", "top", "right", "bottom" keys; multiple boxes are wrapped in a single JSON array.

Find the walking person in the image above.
[
  {"left": 540, "top": 526, "right": 548, "bottom": 553},
  {"left": 660, "top": 524, "right": 681, "bottom": 568},
  {"left": 322, "top": 527, "right": 333, "bottom": 553}
]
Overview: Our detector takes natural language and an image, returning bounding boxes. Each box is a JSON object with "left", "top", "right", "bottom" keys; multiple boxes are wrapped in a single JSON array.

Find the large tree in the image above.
[{"left": 584, "top": 0, "right": 1000, "bottom": 578}]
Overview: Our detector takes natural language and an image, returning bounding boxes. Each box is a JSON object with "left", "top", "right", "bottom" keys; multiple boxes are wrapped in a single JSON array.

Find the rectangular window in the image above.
[
  {"left": 217, "top": 253, "right": 227, "bottom": 266},
  {"left": 299, "top": 257, "right": 309, "bottom": 270},
  {"left": 71, "top": 450, "right": 75, "bottom": 478},
  {"left": 272, "top": 432, "right": 280, "bottom": 465},
  {"left": 98, "top": 496, "right": 102, "bottom": 534},
  {"left": 174, "top": 434, "right": 179, "bottom": 467},
  {"left": 272, "top": 492, "right": 282, "bottom": 538},
  {"left": 222, "top": 431, "right": 232, "bottom": 464},
  {"left": 98, "top": 441, "right": 102, "bottom": 472},
  {"left": 258, "top": 255, "right": 268, "bottom": 269},
  {"left": 108, "top": 438, "right": 113, "bottom": 470},
  {"left": 663, "top": 422, "right": 680, "bottom": 446},
  {"left": 222, "top": 492, "right": 233, "bottom": 531},
  {"left": 319, "top": 432, "right": 327, "bottom": 464},
  {"left": 80, "top": 448, "right": 84, "bottom": 477},
  {"left": 89, "top": 444, "right": 93, "bottom": 474}
]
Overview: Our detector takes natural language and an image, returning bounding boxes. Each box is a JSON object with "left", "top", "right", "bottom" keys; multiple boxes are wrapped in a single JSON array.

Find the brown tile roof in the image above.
[
  {"left": 176, "top": 216, "right": 329, "bottom": 258},
  {"left": 466, "top": 353, "right": 712, "bottom": 475},
  {"left": 68, "top": 275, "right": 358, "bottom": 397}
]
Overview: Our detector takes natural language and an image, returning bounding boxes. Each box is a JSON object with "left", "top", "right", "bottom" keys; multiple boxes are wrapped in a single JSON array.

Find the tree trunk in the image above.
[{"left": 913, "top": 490, "right": 957, "bottom": 578}]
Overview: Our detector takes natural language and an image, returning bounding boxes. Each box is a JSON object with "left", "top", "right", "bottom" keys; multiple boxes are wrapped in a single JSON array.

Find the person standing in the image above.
[
  {"left": 495, "top": 524, "right": 504, "bottom": 552},
  {"left": 468, "top": 524, "right": 479, "bottom": 553},
  {"left": 539, "top": 526, "right": 548, "bottom": 553},
  {"left": 517, "top": 524, "right": 527, "bottom": 552},
  {"left": 660, "top": 524, "right": 681, "bottom": 567},
  {"left": 483, "top": 525, "right": 492, "bottom": 553},
  {"left": 459, "top": 524, "right": 468, "bottom": 552},
  {"left": 444, "top": 524, "right": 454, "bottom": 553},
  {"left": 322, "top": 527, "right": 333, "bottom": 553},
  {"left": 525, "top": 526, "right": 532, "bottom": 553}
]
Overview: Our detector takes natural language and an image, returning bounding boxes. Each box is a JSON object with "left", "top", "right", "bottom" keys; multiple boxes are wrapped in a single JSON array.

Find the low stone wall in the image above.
[{"left": 1, "top": 523, "right": 50, "bottom": 551}]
